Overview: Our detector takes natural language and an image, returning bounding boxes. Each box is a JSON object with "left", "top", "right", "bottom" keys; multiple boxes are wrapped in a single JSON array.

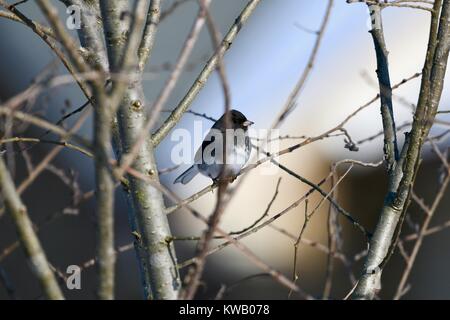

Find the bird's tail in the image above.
[{"left": 174, "top": 165, "right": 198, "bottom": 184}]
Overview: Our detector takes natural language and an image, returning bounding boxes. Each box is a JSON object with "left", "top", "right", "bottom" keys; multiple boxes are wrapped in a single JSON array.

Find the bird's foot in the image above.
[{"left": 212, "top": 174, "right": 238, "bottom": 185}]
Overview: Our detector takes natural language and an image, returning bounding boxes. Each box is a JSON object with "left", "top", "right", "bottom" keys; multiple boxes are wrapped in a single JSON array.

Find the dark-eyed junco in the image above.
[{"left": 174, "top": 109, "right": 254, "bottom": 184}]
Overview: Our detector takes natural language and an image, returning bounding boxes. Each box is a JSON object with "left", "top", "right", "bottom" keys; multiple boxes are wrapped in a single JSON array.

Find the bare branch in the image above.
[
  {"left": 352, "top": 0, "right": 450, "bottom": 299},
  {"left": 138, "top": 0, "right": 161, "bottom": 71},
  {"left": 151, "top": 0, "right": 262, "bottom": 145},
  {"left": 0, "top": 156, "right": 64, "bottom": 300},
  {"left": 117, "top": 0, "right": 211, "bottom": 178},
  {"left": 272, "top": 0, "right": 334, "bottom": 128}
]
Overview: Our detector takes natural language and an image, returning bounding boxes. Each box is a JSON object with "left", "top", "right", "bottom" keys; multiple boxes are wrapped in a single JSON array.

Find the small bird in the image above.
[{"left": 174, "top": 109, "right": 254, "bottom": 184}]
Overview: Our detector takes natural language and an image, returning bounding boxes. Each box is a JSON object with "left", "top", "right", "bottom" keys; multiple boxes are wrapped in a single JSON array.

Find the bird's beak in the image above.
[{"left": 243, "top": 120, "right": 254, "bottom": 127}]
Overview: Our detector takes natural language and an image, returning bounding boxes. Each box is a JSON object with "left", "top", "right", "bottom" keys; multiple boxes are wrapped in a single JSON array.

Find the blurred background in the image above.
[{"left": 1, "top": 0, "right": 449, "bottom": 299}]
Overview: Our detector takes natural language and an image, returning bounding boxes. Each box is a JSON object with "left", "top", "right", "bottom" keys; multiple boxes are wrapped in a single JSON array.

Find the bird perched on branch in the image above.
[{"left": 174, "top": 109, "right": 253, "bottom": 184}]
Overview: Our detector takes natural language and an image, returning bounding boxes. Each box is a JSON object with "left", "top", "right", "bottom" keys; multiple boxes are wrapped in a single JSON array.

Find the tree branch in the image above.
[
  {"left": 368, "top": 4, "right": 399, "bottom": 174},
  {"left": 0, "top": 156, "right": 64, "bottom": 300},
  {"left": 352, "top": 0, "right": 450, "bottom": 299},
  {"left": 100, "top": 0, "right": 181, "bottom": 299},
  {"left": 138, "top": 0, "right": 161, "bottom": 71},
  {"left": 151, "top": 0, "right": 262, "bottom": 145}
]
